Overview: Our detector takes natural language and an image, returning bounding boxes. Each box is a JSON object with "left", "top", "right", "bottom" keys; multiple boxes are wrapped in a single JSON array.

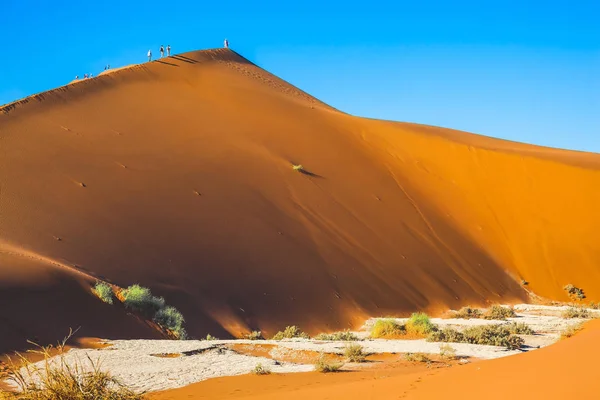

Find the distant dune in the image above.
[{"left": 1, "top": 48, "right": 599, "bottom": 351}]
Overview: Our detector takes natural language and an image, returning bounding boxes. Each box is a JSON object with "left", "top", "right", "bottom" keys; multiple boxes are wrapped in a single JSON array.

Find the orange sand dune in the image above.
[
  {"left": 1, "top": 48, "right": 599, "bottom": 350},
  {"left": 152, "top": 320, "right": 600, "bottom": 400}
]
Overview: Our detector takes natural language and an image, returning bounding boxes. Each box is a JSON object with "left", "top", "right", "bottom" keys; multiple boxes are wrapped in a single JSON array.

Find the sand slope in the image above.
[{"left": 1, "top": 49, "right": 599, "bottom": 350}]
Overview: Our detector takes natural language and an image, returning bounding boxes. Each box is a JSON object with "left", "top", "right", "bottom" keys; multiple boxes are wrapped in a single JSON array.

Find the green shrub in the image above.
[
  {"left": 589, "top": 302, "right": 600, "bottom": 310},
  {"left": 562, "top": 307, "right": 590, "bottom": 319},
  {"left": 370, "top": 319, "right": 405, "bottom": 338},
  {"left": 314, "top": 354, "right": 343, "bottom": 373},
  {"left": 252, "top": 363, "right": 271, "bottom": 375},
  {"left": 506, "top": 322, "right": 534, "bottom": 335},
  {"left": 121, "top": 284, "right": 165, "bottom": 316},
  {"left": 314, "top": 330, "right": 359, "bottom": 341},
  {"left": 154, "top": 306, "right": 186, "bottom": 339},
  {"left": 428, "top": 325, "right": 524, "bottom": 350},
  {"left": 344, "top": 344, "right": 366, "bottom": 362},
  {"left": 427, "top": 328, "right": 465, "bottom": 343},
  {"left": 245, "top": 331, "right": 263, "bottom": 340},
  {"left": 92, "top": 281, "right": 114, "bottom": 305},
  {"left": 450, "top": 306, "right": 482, "bottom": 319},
  {"left": 272, "top": 326, "right": 309, "bottom": 340},
  {"left": 439, "top": 344, "right": 457, "bottom": 361},
  {"left": 403, "top": 352, "right": 431, "bottom": 363},
  {"left": 564, "top": 284, "right": 586, "bottom": 300},
  {"left": 204, "top": 334, "right": 218, "bottom": 341},
  {"left": 483, "top": 305, "right": 516, "bottom": 320},
  {"left": 292, "top": 164, "right": 304, "bottom": 171},
  {"left": 406, "top": 312, "right": 437, "bottom": 335}
]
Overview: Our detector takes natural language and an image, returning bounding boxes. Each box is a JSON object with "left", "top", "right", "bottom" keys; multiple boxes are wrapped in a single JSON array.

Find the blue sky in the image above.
[{"left": 2, "top": 1, "right": 598, "bottom": 152}]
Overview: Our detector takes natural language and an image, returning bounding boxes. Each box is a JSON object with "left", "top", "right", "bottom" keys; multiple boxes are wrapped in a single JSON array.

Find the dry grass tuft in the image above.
[
  {"left": 343, "top": 344, "right": 366, "bottom": 362},
  {"left": 252, "top": 363, "right": 271, "bottom": 375},
  {"left": 272, "top": 326, "right": 309, "bottom": 340},
  {"left": 449, "top": 306, "right": 482, "bottom": 319},
  {"left": 403, "top": 352, "right": 431, "bottom": 363},
  {"left": 244, "top": 331, "right": 263, "bottom": 340},
  {"left": 314, "top": 330, "right": 359, "bottom": 341},
  {"left": 314, "top": 354, "right": 343, "bottom": 373},
  {"left": 483, "top": 305, "right": 516, "bottom": 320},
  {"left": 560, "top": 323, "right": 584, "bottom": 340},
  {"left": 562, "top": 307, "right": 590, "bottom": 319},
  {"left": 405, "top": 313, "right": 437, "bottom": 336},
  {"left": 563, "top": 284, "right": 586, "bottom": 301},
  {"left": 370, "top": 319, "right": 405, "bottom": 338}
]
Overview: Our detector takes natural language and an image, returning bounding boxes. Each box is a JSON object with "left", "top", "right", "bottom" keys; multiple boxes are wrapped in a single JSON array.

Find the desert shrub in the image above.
[
  {"left": 506, "top": 322, "right": 534, "bottom": 335},
  {"left": 292, "top": 164, "right": 304, "bottom": 171},
  {"left": 245, "top": 331, "right": 263, "bottom": 340},
  {"left": 92, "top": 281, "right": 114, "bottom": 305},
  {"left": 252, "top": 363, "right": 271, "bottom": 375},
  {"left": 121, "top": 284, "right": 165, "bottom": 316},
  {"left": 483, "top": 305, "right": 516, "bottom": 320},
  {"left": 450, "top": 306, "right": 482, "bottom": 319},
  {"left": 560, "top": 323, "right": 583, "bottom": 340},
  {"left": 403, "top": 352, "right": 431, "bottom": 363},
  {"left": 370, "top": 319, "right": 405, "bottom": 338},
  {"left": 314, "top": 330, "right": 359, "bottom": 341},
  {"left": 562, "top": 307, "right": 590, "bottom": 319},
  {"left": 314, "top": 354, "right": 343, "bottom": 373},
  {"left": 405, "top": 312, "right": 437, "bottom": 335},
  {"left": 439, "top": 344, "right": 457, "bottom": 361},
  {"left": 564, "top": 284, "right": 586, "bottom": 300},
  {"left": 272, "top": 326, "right": 309, "bottom": 340},
  {"left": 589, "top": 302, "right": 600, "bottom": 310},
  {"left": 153, "top": 306, "right": 186, "bottom": 339},
  {"left": 344, "top": 344, "right": 366, "bottom": 362},
  {"left": 462, "top": 325, "right": 524, "bottom": 350},
  {"left": 204, "top": 334, "right": 218, "bottom": 341},
  {"left": 427, "top": 328, "right": 465, "bottom": 343}
]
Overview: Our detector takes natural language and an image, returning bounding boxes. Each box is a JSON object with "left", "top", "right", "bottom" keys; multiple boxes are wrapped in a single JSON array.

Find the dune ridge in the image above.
[{"left": 1, "top": 48, "right": 599, "bottom": 351}]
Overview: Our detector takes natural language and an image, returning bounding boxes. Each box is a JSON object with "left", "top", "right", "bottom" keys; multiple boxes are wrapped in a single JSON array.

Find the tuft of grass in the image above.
[
  {"left": 428, "top": 325, "right": 524, "bottom": 350},
  {"left": 483, "top": 305, "right": 516, "bottom": 320},
  {"left": 204, "top": 334, "right": 218, "bottom": 341},
  {"left": 252, "top": 363, "right": 271, "bottom": 375},
  {"left": 121, "top": 284, "right": 165, "bottom": 316},
  {"left": 403, "top": 352, "right": 431, "bottom": 363},
  {"left": 521, "top": 279, "right": 529, "bottom": 286},
  {"left": 343, "top": 344, "right": 366, "bottom": 362},
  {"left": 245, "top": 331, "right": 264, "bottom": 340},
  {"left": 292, "top": 164, "right": 304, "bottom": 171},
  {"left": 560, "top": 323, "right": 584, "bottom": 340},
  {"left": 564, "top": 284, "right": 586, "bottom": 300},
  {"left": 314, "top": 330, "right": 359, "bottom": 341},
  {"left": 506, "top": 322, "right": 534, "bottom": 335},
  {"left": 1, "top": 331, "right": 144, "bottom": 400},
  {"left": 272, "top": 326, "right": 309, "bottom": 340},
  {"left": 450, "top": 306, "right": 482, "bottom": 319},
  {"left": 314, "top": 354, "right": 344, "bottom": 373},
  {"left": 588, "top": 302, "right": 600, "bottom": 310},
  {"left": 405, "top": 312, "right": 437, "bottom": 336},
  {"left": 562, "top": 307, "right": 590, "bottom": 319},
  {"left": 439, "top": 344, "right": 457, "bottom": 361},
  {"left": 92, "top": 281, "right": 114, "bottom": 305},
  {"left": 370, "top": 319, "right": 405, "bottom": 338},
  {"left": 153, "top": 306, "right": 187, "bottom": 339},
  {"left": 427, "top": 327, "right": 465, "bottom": 343}
]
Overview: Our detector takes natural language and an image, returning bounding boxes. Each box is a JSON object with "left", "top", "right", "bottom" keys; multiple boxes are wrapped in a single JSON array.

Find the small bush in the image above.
[
  {"left": 560, "top": 323, "right": 583, "bottom": 340},
  {"left": 292, "top": 164, "right": 304, "bottom": 171},
  {"left": 314, "top": 330, "right": 359, "bottom": 341},
  {"left": 427, "top": 328, "right": 465, "bottom": 343},
  {"left": 370, "top": 319, "right": 405, "bottom": 338},
  {"left": 589, "top": 302, "right": 600, "bottom": 310},
  {"left": 562, "top": 307, "right": 590, "bottom": 319},
  {"left": 154, "top": 306, "right": 186, "bottom": 339},
  {"left": 92, "top": 281, "right": 114, "bottom": 305},
  {"left": 483, "top": 305, "right": 516, "bottom": 320},
  {"left": 121, "top": 284, "right": 165, "bottom": 316},
  {"left": 403, "top": 352, "right": 431, "bottom": 363},
  {"left": 272, "top": 326, "right": 309, "bottom": 340},
  {"left": 564, "top": 284, "right": 586, "bottom": 300},
  {"left": 506, "top": 322, "right": 534, "bottom": 335},
  {"left": 344, "top": 344, "right": 366, "bottom": 362},
  {"left": 450, "top": 306, "right": 482, "bottom": 319},
  {"left": 406, "top": 312, "right": 437, "bottom": 336},
  {"left": 252, "top": 363, "right": 271, "bottom": 375},
  {"left": 428, "top": 325, "right": 524, "bottom": 350},
  {"left": 245, "top": 331, "right": 263, "bottom": 340},
  {"left": 439, "top": 344, "right": 457, "bottom": 361},
  {"left": 204, "top": 334, "right": 218, "bottom": 341},
  {"left": 314, "top": 354, "right": 343, "bottom": 373}
]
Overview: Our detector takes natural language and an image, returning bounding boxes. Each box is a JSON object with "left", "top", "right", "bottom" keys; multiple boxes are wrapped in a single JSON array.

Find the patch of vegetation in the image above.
[
  {"left": 252, "top": 363, "right": 271, "bottom": 375},
  {"left": 92, "top": 281, "right": 114, "bottom": 305},
  {"left": 314, "top": 330, "right": 359, "bottom": 341},
  {"left": 403, "top": 352, "right": 431, "bottom": 363},
  {"left": 428, "top": 325, "right": 524, "bottom": 350},
  {"left": 314, "top": 354, "right": 344, "bottom": 373},
  {"left": 483, "top": 305, "right": 516, "bottom": 320},
  {"left": 564, "top": 284, "right": 586, "bottom": 301},
  {"left": 344, "top": 344, "right": 366, "bottom": 362},
  {"left": 428, "top": 327, "right": 466, "bottom": 343},
  {"left": 204, "top": 334, "right": 218, "bottom": 341},
  {"left": 560, "top": 323, "right": 584, "bottom": 340},
  {"left": 292, "top": 164, "right": 304, "bottom": 171},
  {"left": 370, "top": 319, "right": 406, "bottom": 338},
  {"left": 153, "top": 306, "right": 187, "bottom": 339},
  {"left": 405, "top": 312, "right": 437, "bottom": 336},
  {"left": 245, "top": 331, "right": 263, "bottom": 340},
  {"left": 449, "top": 306, "right": 482, "bottom": 319},
  {"left": 562, "top": 307, "right": 590, "bottom": 319},
  {"left": 589, "top": 302, "right": 600, "bottom": 310},
  {"left": 121, "top": 284, "right": 165, "bottom": 316},
  {"left": 521, "top": 279, "right": 528, "bottom": 286},
  {"left": 439, "top": 344, "right": 457, "bottom": 361},
  {"left": 505, "top": 322, "right": 534, "bottom": 335},
  {"left": 272, "top": 326, "right": 309, "bottom": 340}
]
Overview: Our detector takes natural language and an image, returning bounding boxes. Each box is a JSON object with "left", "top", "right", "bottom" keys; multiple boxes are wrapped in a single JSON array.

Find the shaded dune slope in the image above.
[{"left": 1, "top": 49, "right": 599, "bottom": 349}]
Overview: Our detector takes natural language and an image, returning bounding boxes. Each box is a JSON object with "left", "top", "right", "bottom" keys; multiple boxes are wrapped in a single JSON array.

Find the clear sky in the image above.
[{"left": 2, "top": 1, "right": 599, "bottom": 152}]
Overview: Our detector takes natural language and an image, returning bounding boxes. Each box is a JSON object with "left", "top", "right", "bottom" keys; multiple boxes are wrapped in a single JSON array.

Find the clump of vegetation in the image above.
[
  {"left": 505, "top": 322, "right": 534, "bottom": 335},
  {"left": 292, "top": 164, "right": 304, "bottom": 171},
  {"left": 403, "top": 352, "right": 431, "bottom": 363},
  {"left": 439, "top": 344, "right": 457, "bottom": 361},
  {"left": 562, "top": 306, "right": 590, "bottom": 319},
  {"left": 92, "top": 281, "right": 114, "bottom": 305},
  {"left": 483, "top": 305, "right": 516, "bottom": 320},
  {"left": 252, "top": 363, "right": 271, "bottom": 375},
  {"left": 153, "top": 306, "right": 187, "bottom": 339},
  {"left": 121, "top": 284, "right": 165, "bottom": 316},
  {"left": 245, "top": 331, "right": 264, "bottom": 340},
  {"left": 428, "top": 328, "right": 465, "bottom": 343},
  {"left": 370, "top": 319, "right": 405, "bottom": 338},
  {"left": 1, "top": 332, "right": 144, "bottom": 400},
  {"left": 272, "top": 326, "right": 309, "bottom": 340},
  {"left": 564, "top": 284, "right": 586, "bottom": 300},
  {"left": 588, "top": 302, "right": 600, "bottom": 310},
  {"left": 560, "top": 323, "right": 583, "bottom": 340},
  {"left": 314, "top": 354, "right": 343, "bottom": 373},
  {"left": 314, "top": 330, "right": 359, "bottom": 341},
  {"left": 405, "top": 312, "right": 437, "bottom": 336},
  {"left": 344, "top": 344, "right": 366, "bottom": 362},
  {"left": 521, "top": 279, "right": 528, "bottom": 286},
  {"left": 449, "top": 306, "right": 482, "bottom": 319},
  {"left": 428, "top": 325, "right": 524, "bottom": 350},
  {"left": 204, "top": 334, "right": 218, "bottom": 341}
]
